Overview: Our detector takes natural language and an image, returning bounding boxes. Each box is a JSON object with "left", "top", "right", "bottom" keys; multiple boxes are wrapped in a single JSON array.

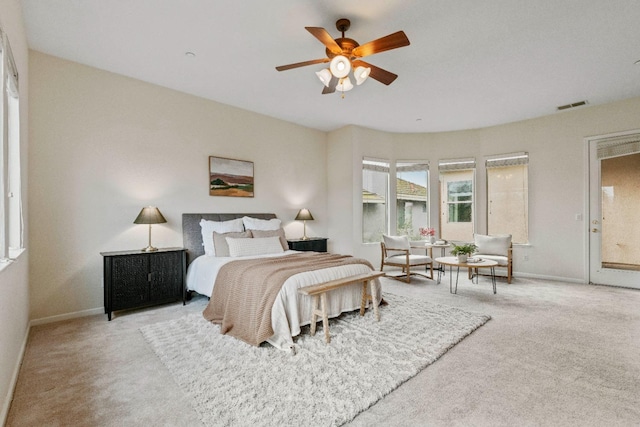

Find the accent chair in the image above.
[
  {"left": 380, "top": 234, "right": 433, "bottom": 283},
  {"left": 468, "top": 233, "right": 513, "bottom": 283}
]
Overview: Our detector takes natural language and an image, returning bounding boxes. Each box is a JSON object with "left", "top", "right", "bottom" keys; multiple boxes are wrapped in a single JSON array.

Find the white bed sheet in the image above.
[{"left": 186, "top": 251, "right": 382, "bottom": 350}]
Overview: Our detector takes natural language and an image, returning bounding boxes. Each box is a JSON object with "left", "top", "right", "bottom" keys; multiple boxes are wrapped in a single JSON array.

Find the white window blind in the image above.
[
  {"left": 438, "top": 157, "right": 476, "bottom": 171},
  {"left": 596, "top": 134, "right": 640, "bottom": 160},
  {"left": 486, "top": 152, "right": 529, "bottom": 168}
]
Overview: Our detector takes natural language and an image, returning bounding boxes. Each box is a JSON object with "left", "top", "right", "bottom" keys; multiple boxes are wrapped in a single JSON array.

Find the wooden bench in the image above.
[{"left": 297, "top": 271, "right": 385, "bottom": 343}]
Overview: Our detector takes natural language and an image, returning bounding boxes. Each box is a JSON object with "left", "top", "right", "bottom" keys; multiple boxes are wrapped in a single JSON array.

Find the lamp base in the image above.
[
  {"left": 141, "top": 246, "right": 158, "bottom": 252},
  {"left": 300, "top": 236, "right": 309, "bottom": 241}
]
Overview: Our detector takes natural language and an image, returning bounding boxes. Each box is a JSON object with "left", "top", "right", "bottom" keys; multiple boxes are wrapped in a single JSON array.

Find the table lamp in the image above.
[
  {"left": 133, "top": 206, "right": 167, "bottom": 252},
  {"left": 295, "top": 208, "right": 314, "bottom": 240}
]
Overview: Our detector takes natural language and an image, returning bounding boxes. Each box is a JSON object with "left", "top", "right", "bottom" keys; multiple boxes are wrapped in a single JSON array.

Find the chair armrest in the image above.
[{"left": 386, "top": 247, "right": 409, "bottom": 252}]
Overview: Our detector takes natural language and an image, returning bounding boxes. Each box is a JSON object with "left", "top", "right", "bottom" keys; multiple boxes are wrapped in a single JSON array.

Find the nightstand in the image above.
[
  {"left": 101, "top": 247, "right": 186, "bottom": 321},
  {"left": 287, "top": 238, "right": 328, "bottom": 252}
]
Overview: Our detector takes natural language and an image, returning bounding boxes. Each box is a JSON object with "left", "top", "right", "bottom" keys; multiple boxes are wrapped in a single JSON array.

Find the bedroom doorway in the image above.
[{"left": 587, "top": 131, "right": 640, "bottom": 289}]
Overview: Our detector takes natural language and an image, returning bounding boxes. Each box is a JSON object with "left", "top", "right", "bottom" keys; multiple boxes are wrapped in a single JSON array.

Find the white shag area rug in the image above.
[{"left": 140, "top": 293, "right": 490, "bottom": 427}]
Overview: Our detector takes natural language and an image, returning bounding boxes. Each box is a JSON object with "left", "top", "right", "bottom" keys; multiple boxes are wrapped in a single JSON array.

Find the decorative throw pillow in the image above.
[
  {"left": 474, "top": 234, "right": 511, "bottom": 256},
  {"left": 213, "top": 231, "right": 252, "bottom": 257},
  {"left": 200, "top": 218, "right": 244, "bottom": 256},
  {"left": 250, "top": 228, "right": 288, "bottom": 251},
  {"left": 226, "top": 236, "right": 284, "bottom": 257},
  {"left": 242, "top": 216, "right": 282, "bottom": 231}
]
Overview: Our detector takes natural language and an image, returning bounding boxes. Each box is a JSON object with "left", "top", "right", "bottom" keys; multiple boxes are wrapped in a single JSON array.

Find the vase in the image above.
[
  {"left": 429, "top": 236, "right": 436, "bottom": 244},
  {"left": 457, "top": 254, "right": 468, "bottom": 263}
]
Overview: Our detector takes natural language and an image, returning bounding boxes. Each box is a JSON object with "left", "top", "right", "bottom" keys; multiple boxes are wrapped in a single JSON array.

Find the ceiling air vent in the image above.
[{"left": 557, "top": 100, "right": 588, "bottom": 111}]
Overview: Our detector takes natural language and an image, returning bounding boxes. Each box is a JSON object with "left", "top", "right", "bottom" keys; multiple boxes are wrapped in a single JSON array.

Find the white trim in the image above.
[
  {"left": 1, "top": 322, "right": 29, "bottom": 426},
  {"left": 30, "top": 307, "right": 104, "bottom": 327},
  {"left": 513, "top": 271, "right": 586, "bottom": 284},
  {"left": 584, "top": 128, "right": 640, "bottom": 288}
]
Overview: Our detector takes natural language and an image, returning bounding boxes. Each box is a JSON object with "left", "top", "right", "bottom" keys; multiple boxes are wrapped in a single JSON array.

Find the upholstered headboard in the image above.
[{"left": 182, "top": 213, "right": 277, "bottom": 266}]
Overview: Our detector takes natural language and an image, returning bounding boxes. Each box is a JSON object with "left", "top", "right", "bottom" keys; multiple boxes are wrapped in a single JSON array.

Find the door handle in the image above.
[{"left": 592, "top": 228, "right": 599, "bottom": 233}]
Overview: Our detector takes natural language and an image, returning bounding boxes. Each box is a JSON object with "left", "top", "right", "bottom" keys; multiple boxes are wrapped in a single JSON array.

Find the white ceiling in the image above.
[{"left": 20, "top": 0, "right": 640, "bottom": 133}]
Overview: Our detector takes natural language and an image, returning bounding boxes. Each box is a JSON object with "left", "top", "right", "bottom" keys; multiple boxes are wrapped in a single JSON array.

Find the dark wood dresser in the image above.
[
  {"left": 101, "top": 247, "right": 186, "bottom": 320},
  {"left": 287, "top": 238, "right": 328, "bottom": 252}
]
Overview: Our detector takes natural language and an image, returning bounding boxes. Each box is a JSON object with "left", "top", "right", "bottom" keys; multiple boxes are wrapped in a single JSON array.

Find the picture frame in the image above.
[{"left": 209, "top": 156, "right": 254, "bottom": 197}]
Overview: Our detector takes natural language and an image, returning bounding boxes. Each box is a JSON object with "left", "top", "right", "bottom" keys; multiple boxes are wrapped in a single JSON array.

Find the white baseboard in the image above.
[
  {"left": 513, "top": 271, "right": 586, "bottom": 284},
  {"left": 1, "top": 322, "right": 30, "bottom": 426},
  {"left": 30, "top": 307, "right": 104, "bottom": 327}
]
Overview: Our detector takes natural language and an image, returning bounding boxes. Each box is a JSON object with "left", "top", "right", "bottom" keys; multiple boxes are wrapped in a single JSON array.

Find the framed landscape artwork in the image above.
[{"left": 209, "top": 156, "right": 254, "bottom": 197}]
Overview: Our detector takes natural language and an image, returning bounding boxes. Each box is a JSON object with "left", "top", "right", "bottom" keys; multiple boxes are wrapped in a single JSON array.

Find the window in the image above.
[
  {"left": 0, "top": 27, "right": 23, "bottom": 262},
  {"left": 396, "top": 161, "right": 429, "bottom": 239},
  {"left": 439, "top": 158, "right": 475, "bottom": 242},
  {"left": 486, "top": 152, "right": 528, "bottom": 244},
  {"left": 362, "top": 158, "right": 389, "bottom": 243},
  {"left": 447, "top": 180, "right": 473, "bottom": 222}
]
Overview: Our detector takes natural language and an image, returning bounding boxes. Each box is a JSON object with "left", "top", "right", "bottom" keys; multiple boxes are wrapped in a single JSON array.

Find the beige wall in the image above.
[
  {"left": 0, "top": 0, "right": 29, "bottom": 423},
  {"left": 28, "top": 51, "right": 327, "bottom": 321},
  {"left": 328, "top": 97, "right": 640, "bottom": 281}
]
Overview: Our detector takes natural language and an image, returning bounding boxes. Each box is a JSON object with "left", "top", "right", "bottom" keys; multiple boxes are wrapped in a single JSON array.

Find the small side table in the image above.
[
  {"left": 287, "top": 237, "right": 328, "bottom": 252},
  {"left": 411, "top": 242, "right": 451, "bottom": 283}
]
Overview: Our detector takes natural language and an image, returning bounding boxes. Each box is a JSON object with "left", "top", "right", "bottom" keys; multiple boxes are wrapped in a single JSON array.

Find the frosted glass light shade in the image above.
[
  {"left": 354, "top": 66, "right": 371, "bottom": 85},
  {"left": 336, "top": 76, "right": 353, "bottom": 92},
  {"left": 315, "top": 69, "right": 332, "bottom": 87},
  {"left": 329, "top": 55, "right": 351, "bottom": 78}
]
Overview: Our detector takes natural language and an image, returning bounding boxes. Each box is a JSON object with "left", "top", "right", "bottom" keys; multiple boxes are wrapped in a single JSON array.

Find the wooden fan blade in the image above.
[
  {"left": 305, "top": 27, "right": 343, "bottom": 55},
  {"left": 352, "top": 60, "right": 398, "bottom": 85},
  {"left": 275, "top": 58, "right": 330, "bottom": 71},
  {"left": 322, "top": 76, "right": 338, "bottom": 94},
  {"left": 352, "top": 31, "right": 410, "bottom": 58}
]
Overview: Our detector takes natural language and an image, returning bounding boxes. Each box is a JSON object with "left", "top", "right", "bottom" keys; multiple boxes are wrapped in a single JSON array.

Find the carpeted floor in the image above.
[
  {"left": 6, "top": 274, "right": 640, "bottom": 426},
  {"left": 140, "top": 294, "right": 489, "bottom": 427}
]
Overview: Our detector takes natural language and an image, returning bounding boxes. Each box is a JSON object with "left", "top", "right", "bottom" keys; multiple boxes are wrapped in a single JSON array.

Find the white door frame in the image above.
[{"left": 584, "top": 129, "right": 640, "bottom": 288}]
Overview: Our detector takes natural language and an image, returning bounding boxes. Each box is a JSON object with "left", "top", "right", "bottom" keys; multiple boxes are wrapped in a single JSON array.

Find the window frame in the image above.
[
  {"left": 395, "top": 160, "right": 430, "bottom": 239},
  {"left": 0, "top": 27, "right": 23, "bottom": 265},
  {"left": 438, "top": 158, "right": 476, "bottom": 242},
  {"left": 362, "top": 157, "right": 390, "bottom": 244},
  {"left": 485, "top": 152, "right": 529, "bottom": 244}
]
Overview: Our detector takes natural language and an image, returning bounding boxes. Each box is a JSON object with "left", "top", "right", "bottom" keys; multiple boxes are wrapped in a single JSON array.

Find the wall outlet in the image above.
[{"left": 523, "top": 255, "right": 529, "bottom": 261}]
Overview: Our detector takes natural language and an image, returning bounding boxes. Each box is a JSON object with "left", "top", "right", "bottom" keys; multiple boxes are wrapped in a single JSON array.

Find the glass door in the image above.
[{"left": 588, "top": 132, "right": 640, "bottom": 289}]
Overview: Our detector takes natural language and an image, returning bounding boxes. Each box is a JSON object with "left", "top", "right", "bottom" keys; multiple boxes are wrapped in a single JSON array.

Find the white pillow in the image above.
[
  {"left": 200, "top": 218, "right": 245, "bottom": 256},
  {"left": 382, "top": 234, "right": 410, "bottom": 250},
  {"left": 474, "top": 234, "right": 511, "bottom": 257},
  {"left": 242, "top": 216, "right": 282, "bottom": 231},
  {"left": 226, "top": 236, "right": 284, "bottom": 257}
]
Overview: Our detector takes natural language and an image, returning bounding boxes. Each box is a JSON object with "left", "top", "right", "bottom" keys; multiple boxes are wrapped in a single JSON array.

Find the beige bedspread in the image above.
[{"left": 202, "top": 252, "right": 374, "bottom": 346}]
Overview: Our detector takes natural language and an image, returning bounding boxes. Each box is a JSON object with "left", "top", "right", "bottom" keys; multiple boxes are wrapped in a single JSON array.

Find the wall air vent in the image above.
[{"left": 557, "top": 100, "right": 588, "bottom": 111}]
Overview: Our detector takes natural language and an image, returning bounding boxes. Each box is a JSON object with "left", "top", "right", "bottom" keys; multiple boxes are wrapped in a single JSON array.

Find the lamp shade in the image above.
[
  {"left": 315, "top": 69, "right": 332, "bottom": 87},
  {"left": 354, "top": 66, "right": 371, "bottom": 85},
  {"left": 295, "top": 208, "right": 314, "bottom": 221},
  {"left": 336, "top": 76, "right": 353, "bottom": 92},
  {"left": 329, "top": 55, "right": 351, "bottom": 78},
  {"left": 133, "top": 206, "right": 167, "bottom": 224}
]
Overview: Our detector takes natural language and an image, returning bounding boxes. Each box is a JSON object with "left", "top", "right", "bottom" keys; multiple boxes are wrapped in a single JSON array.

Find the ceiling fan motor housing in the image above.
[{"left": 326, "top": 38, "right": 359, "bottom": 59}]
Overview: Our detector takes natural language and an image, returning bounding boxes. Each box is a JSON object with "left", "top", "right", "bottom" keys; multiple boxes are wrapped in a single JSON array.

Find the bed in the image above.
[{"left": 182, "top": 213, "right": 382, "bottom": 351}]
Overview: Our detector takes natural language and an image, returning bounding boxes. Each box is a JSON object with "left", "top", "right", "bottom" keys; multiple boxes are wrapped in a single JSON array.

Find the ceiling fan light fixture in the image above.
[
  {"left": 354, "top": 66, "right": 371, "bottom": 85},
  {"left": 329, "top": 55, "right": 351, "bottom": 78},
  {"left": 336, "top": 76, "right": 354, "bottom": 92},
  {"left": 315, "top": 68, "right": 332, "bottom": 87}
]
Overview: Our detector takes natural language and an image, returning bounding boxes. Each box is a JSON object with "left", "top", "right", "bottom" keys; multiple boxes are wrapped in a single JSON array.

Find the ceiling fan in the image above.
[{"left": 275, "top": 18, "right": 410, "bottom": 95}]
